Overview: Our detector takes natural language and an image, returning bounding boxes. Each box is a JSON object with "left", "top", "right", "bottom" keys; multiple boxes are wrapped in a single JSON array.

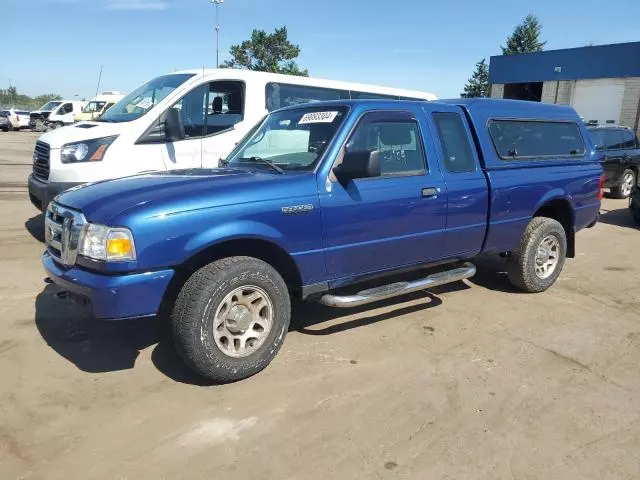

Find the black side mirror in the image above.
[
  {"left": 333, "top": 150, "right": 381, "bottom": 182},
  {"left": 164, "top": 107, "right": 185, "bottom": 142}
]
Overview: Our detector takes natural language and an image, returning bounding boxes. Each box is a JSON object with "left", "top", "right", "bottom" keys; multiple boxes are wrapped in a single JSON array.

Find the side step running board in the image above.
[{"left": 318, "top": 262, "right": 476, "bottom": 308}]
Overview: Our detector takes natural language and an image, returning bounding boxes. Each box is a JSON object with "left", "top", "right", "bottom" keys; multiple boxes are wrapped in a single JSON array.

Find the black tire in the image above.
[
  {"left": 610, "top": 169, "right": 635, "bottom": 199},
  {"left": 507, "top": 217, "right": 567, "bottom": 293},
  {"left": 171, "top": 256, "right": 291, "bottom": 383}
]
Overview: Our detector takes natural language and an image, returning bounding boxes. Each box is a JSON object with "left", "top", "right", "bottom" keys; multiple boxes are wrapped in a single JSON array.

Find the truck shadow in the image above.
[
  {"left": 34, "top": 283, "right": 211, "bottom": 386},
  {"left": 34, "top": 263, "right": 513, "bottom": 385},
  {"left": 598, "top": 205, "right": 638, "bottom": 229},
  {"left": 465, "top": 255, "right": 520, "bottom": 293},
  {"left": 25, "top": 213, "right": 45, "bottom": 243}
]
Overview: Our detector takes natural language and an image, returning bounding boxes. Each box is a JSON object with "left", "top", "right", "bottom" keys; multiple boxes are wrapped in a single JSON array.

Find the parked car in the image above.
[
  {"left": 42, "top": 98, "right": 602, "bottom": 383},
  {"left": 588, "top": 125, "right": 640, "bottom": 199},
  {"left": 0, "top": 108, "right": 31, "bottom": 130},
  {"left": 29, "top": 100, "right": 85, "bottom": 130},
  {"left": 0, "top": 111, "right": 11, "bottom": 132},
  {"left": 29, "top": 101, "right": 64, "bottom": 129}
]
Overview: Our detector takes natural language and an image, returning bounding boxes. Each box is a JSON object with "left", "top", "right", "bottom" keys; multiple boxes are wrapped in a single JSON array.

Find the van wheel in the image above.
[
  {"left": 507, "top": 217, "right": 567, "bottom": 293},
  {"left": 610, "top": 169, "right": 635, "bottom": 199},
  {"left": 171, "top": 256, "right": 291, "bottom": 383}
]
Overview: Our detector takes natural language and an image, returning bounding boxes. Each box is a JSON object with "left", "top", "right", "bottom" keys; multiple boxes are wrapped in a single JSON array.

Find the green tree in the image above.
[
  {"left": 460, "top": 58, "right": 489, "bottom": 98},
  {"left": 221, "top": 26, "right": 309, "bottom": 76},
  {"left": 501, "top": 14, "right": 546, "bottom": 55}
]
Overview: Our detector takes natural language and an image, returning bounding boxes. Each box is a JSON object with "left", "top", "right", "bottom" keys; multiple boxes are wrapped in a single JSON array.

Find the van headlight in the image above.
[
  {"left": 79, "top": 224, "right": 136, "bottom": 261},
  {"left": 61, "top": 136, "right": 118, "bottom": 163}
]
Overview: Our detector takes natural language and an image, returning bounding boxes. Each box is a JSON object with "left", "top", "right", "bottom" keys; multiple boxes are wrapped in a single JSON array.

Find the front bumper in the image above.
[
  {"left": 43, "top": 252, "right": 175, "bottom": 320},
  {"left": 28, "top": 174, "right": 82, "bottom": 212}
]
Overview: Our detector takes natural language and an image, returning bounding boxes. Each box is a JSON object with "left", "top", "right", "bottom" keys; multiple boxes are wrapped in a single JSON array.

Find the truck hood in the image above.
[
  {"left": 55, "top": 168, "right": 313, "bottom": 224},
  {"left": 38, "top": 121, "right": 126, "bottom": 148}
]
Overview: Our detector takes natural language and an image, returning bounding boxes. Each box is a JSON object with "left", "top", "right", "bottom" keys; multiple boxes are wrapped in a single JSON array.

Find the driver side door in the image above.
[
  {"left": 159, "top": 83, "right": 207, "bottom": 170},
  {"left": 319, "top": 107, "right": 447, "bottom": 283}
]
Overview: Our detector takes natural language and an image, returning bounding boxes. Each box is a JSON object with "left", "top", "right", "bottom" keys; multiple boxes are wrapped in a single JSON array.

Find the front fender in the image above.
[{"left": 183, "top": 220, "right": 288, "bottom": 259}]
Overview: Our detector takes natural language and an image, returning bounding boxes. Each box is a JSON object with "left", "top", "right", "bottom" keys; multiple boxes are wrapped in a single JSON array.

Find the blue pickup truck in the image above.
[{"left": 42, "top": 98, "right": 602, "bottom": 382}]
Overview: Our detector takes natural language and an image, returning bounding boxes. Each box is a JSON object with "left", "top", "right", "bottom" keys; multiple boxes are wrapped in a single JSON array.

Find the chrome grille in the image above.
[
  {"left": 33, "top": 141, "right": 50, "bottom": 181},
  {"left": 45, "top": 202, "right": 86, "bottom": 266}
]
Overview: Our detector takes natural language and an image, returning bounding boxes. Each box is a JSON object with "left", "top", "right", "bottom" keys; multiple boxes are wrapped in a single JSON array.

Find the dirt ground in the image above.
[{"left": 0, "top": 130, "right": 639, "bottom": 480}]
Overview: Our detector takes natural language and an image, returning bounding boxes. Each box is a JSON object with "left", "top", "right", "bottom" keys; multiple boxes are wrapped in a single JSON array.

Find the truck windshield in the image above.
[
  {"left": 41, "top": 101, "right": 62, "bottom": 112},
  {"left": 226, "top": 106, "right": 349, "bottom": 172},
  {"left": 83, "top": 101, "right": 106, "bottom": 113},
  {"left": 98, "top": 73, "right": 195, "bottom": 123}
]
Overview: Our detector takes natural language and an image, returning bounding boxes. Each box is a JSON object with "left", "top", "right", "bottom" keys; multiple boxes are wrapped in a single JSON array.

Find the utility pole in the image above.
[{"left": 211, "top": 0, "right": 224, "bottom": 67}]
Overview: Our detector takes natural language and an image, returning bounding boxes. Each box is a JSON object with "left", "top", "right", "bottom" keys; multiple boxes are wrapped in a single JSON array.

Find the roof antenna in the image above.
[{"left": 94, "top": 65, "right": 103, "bottom": 100}]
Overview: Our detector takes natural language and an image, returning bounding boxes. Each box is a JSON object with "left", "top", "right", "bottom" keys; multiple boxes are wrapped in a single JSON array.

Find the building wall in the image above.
[
  {"left": 489, "top": 78, "right": 639, "bottom": 134},
  {"left": 540, "top": 81, "right": 573, "bottom": 105},
  {"left": 620, "top": 77, "right": 640, "bottom": 134},
  {"left": 490, "top": 84, "right": 504, "bottom": 99}
]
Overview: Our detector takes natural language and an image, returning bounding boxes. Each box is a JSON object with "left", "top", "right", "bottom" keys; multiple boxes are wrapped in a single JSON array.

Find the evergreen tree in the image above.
[
  {"left": 460, "top": 59, "right": 489, "bottom": 98},
  {"left": 222, "top": 26, "right": 309, "bottom": 76},
  {"left": 501, "top": 14, "right": 546, "bottom": 55}
]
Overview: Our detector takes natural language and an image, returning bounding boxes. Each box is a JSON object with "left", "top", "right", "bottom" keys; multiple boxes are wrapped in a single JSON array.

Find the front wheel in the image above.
[
  {"left": 507, "top": 217, "right": 567, "bottom": 293},
  {"left": 171, "top": 256, "right": 291, "bottom": 383},
  {"left": 610, "top": 169, "right": 635, "bottom": 199}
]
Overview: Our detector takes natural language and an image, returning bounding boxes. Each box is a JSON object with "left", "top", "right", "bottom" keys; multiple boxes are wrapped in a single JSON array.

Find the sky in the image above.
[{"left": 3, "top": 0, "right": 640, "bottom": 101}]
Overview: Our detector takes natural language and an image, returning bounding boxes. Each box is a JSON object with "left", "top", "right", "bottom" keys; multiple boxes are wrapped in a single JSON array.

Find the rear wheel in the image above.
[
  {"left": 171, "top": 256, "right": 291, "bottom": 383},
  {"left": 507, "top": 217, "right": 567, "bottom": 293},
  {"left": 610, "top": 169, "right": 635, "bottom": 199}
]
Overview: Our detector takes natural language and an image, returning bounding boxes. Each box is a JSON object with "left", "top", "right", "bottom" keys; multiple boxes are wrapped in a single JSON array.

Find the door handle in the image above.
[{"left": 422, "top": 187, "right": 439, "bottom": 198}]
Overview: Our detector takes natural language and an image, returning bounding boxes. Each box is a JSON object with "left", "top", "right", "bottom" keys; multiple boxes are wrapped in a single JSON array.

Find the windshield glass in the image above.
[
  {"left": 83, "top": 101, "right": 106, "bottom": 113},
  {"left": 226, "top": 106, "right": 349, "bottom": 172},
  {"left": 99, "top": 73, "right": 195, "bottom": 123},
  {"left": 41, "top": 101, "right": 62, "bottom": 112}
]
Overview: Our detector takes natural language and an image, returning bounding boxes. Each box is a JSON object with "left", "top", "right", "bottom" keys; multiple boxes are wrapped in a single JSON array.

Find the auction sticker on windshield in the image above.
[{"left": 299, "top": 111, "right": 339, "bottom": 124}]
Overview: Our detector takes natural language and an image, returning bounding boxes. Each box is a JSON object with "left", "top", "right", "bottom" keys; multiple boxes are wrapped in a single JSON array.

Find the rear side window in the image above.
[
  {"left": 489, "top": 120, "right": 585, "bottom": 159},
  {"left": 350, "top": 91, "right": 397, "bottom": 100},
  {"left": 266, "top": 83, "right": 349, "bottom": 111},
  {"left": 433, "top": 112, "right": 476, "bottom": 173},
  {"left": 589, "top": 129, "right": 624, "bottom": 151},
  {"left": 621, "top": 130, "right": 638, "bottom": 149}
]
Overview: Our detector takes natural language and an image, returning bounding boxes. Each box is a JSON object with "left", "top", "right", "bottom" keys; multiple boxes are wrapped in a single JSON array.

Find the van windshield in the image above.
[
  {"left": 83, "top": 101, "right": 106, "bottom": 113},
  {"left": 226, "top": 106, "right": 349, "bottom": 172},
  {"left": 98, "top": 73, "right": 195, "bottom": 123},
  {"left": 41, "top": 101, "right": 62, "bottom": 112}
]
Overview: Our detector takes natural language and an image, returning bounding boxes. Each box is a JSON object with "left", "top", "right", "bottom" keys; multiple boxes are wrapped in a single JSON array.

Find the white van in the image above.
[
  {"left": 75, "top": 92, "right": 124, "bottom": 122},
  {"left": 28, "top": 69, "right": 436, "bottom": 210},
  {"left": 29, "top": 100, "right": 86, "bottom": 129}
]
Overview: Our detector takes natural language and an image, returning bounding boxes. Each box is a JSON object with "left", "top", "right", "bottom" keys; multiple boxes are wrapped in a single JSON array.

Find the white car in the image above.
[{"left": 1, "top": 108, "right": 31, "bottom": 130}]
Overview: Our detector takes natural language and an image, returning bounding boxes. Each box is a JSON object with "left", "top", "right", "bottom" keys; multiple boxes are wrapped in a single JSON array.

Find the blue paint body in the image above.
[
  {"left": 44, "top": 99, "right": 602, "bottom": 320},
  {"left": 489, "top": 41, "right": 640, "bottom": 84}
]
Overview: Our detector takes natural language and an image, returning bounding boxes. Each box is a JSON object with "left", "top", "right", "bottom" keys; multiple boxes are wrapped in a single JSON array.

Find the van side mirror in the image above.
[
  {"left": 164, "top": 107, "right": 185, "bottom": 142},
  {"left": 333, "top": 150, "right": 381, "bottom": 182}
]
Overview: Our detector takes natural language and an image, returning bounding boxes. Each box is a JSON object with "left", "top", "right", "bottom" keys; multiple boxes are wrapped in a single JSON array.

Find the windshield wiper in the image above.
[{"left": 239, "top": 156, "right": 284, "bottom": 174}]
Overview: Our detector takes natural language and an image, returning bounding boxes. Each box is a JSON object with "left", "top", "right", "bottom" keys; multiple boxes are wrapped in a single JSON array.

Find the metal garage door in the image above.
[{"left": 571, "top": 79, "right": 625, "bottom": 125}]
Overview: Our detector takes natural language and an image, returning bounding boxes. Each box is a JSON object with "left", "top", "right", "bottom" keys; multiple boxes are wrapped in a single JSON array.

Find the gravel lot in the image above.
[{"left": 1, "top": 130, "right": 639, "bottom": 479}]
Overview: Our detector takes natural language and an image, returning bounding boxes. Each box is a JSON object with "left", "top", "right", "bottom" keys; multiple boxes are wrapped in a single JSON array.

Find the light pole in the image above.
[{"left": 211, "top": 0, "right": 224, "bottom": 68}]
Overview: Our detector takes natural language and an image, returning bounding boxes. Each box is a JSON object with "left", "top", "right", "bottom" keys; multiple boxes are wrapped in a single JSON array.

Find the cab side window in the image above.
[
  {"left": 433, "top": 112, "right": 476, "bottom": 173},
  {"left": 345, "top": 112, "right": 427, "bottom": 176},
  {"left": 62, "top": 103, "right": 73, "bottom": 114}
]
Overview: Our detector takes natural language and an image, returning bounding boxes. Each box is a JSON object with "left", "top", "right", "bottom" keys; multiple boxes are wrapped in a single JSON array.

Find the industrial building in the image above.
[{"left": 489, "top": 41, "right": 640, "bottom": 134}]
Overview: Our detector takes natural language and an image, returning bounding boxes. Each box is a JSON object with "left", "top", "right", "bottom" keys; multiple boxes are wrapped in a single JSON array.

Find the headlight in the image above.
[
  {"left": 60, "top": 136, "right": 118, "bottom": 164},
  {"left": 79, "top": 224, "right": 136, "bottom": 261}
]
